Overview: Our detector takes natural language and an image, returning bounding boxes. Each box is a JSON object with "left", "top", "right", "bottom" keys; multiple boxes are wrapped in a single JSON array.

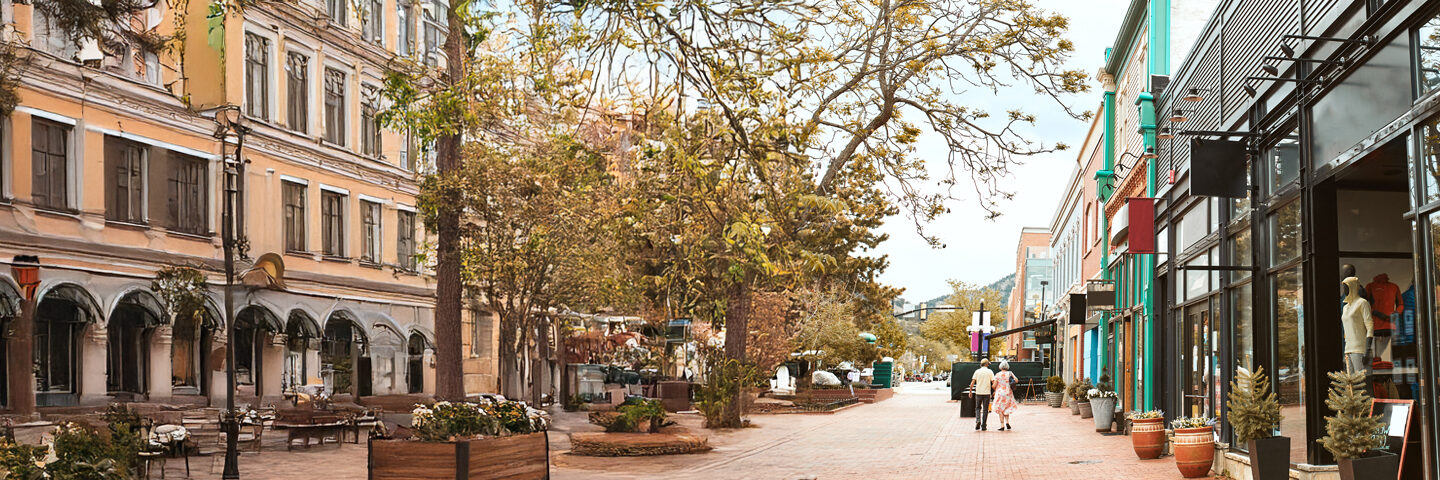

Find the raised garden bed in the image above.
[
  {"left": 569, "top": 432, "right": 711, "bottom": 456},
  {"left": 810, "top": 388, "right": 894, "bottom": 404},
  {"left": 369, "top": 432, "right": 549, "bottom": 480},
  {"left": 750, "top": 398, "right": 860, "bottom": 414}
]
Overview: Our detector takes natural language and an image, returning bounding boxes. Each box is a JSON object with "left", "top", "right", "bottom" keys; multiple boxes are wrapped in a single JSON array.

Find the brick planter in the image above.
[
  {"left": 810, "top": 388, "right": 894, "bottom": 404},
  {"left": 368, "top": 432, "right": 549, "bottom": 480}
]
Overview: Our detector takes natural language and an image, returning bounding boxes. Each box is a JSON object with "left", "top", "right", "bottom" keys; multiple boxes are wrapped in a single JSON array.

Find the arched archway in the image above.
[
  {"left": 368, "top": 324, "right": 403, "bottom": 395},
  {"left": 321, "top": 311, "right": 368, "bottom": 397},
  {"left": 407, "top": 332, "right": 431, "bottom": 394},
  {"left": 107, "top": 290, "right": 163, "bottom": 397},
  {"left": 171, "top": 303, "right": 218, "bottom": 396},
  {"left": 234, "top": 305, "right": 281, "bottom": 395},
  {"left": 283, "top": 309, "right": 321, "bottom": 394},
  {"left": 36, "top": 284, "right": 101, "bottom": 406}
]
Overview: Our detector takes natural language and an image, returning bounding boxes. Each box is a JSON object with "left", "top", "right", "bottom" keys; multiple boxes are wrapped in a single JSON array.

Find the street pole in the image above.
[{"left": 214, "top": 106, "right": 246, "bottom": 480}]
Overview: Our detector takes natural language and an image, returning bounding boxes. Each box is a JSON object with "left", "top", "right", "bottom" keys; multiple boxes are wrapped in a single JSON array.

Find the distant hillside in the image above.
[{"left": 984, "top": 273, "right": 1015, "bottom": 307}]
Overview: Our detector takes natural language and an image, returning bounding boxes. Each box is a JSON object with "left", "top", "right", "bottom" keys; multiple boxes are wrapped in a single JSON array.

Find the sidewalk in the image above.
[{"left": 553, "top": 383, "right": 1203, "bottom": 479}]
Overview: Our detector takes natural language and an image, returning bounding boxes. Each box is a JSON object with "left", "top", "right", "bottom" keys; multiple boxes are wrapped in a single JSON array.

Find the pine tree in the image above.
[
  {"left": 1318, "top": 370, "right": 1386, "bottom": 459},
  {"left": 1226, "top": 365, "right": 1282, "bottom": 443}
]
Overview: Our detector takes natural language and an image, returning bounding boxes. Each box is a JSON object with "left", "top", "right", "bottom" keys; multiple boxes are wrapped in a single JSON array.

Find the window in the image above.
[
  {"left": 397, "top": 0, "right": 415, "bottom": 56},
  {"left": 244, "top": 33, "right": 270, "bottom": 121},
  {"left": 1273, "top": 266, "right": 1307, "bottom": 464},
  {"left": 286, "top": 52, "right": 309, "bottom": 133},
  {"left": 1267, "top": 131, "right": 1301, "bottom": 194},
  {"left": 361, "top": 200, "right": 381, "bottom": 263},
  {"left": 321, "top": 190, "right": 346, "bottom": 257},
  {"left": 105, "top": 137, "right": 145, "bottom": 223},
  {"left": 283, "top": 181, "right": 307, "bottom": 252},
  {"left": 1268, "top": 201, "right": 1302, "bottom": 267},
  {"left": 397, "top": 210, "right": 416, "bottom": 270},
  {"left": 324, "top": 68, "right": 346, "bottom": 145},
  {"left": 361, "top": 85, "right": 381, "bottom": 156},
  {"left": 422, "top": 0, "right": 447, "bottom": 66},
  {"left": 167, "top": 153, "right": 208, "bottom": 234},
  {"left": 32, "top": 9, "right": 77, "bottom": 60},
  {"left": 362, "top": 0, "right": 383, "bottom": 45},
  {"left": 326, "top": 0, "right": 347, "bottom": 27},
  {"left": 468, "top": 311, "right": 486, "bottom": 357},
  {"left": 31, "top": 119, "right": 70, "bottom": 210},
  {"left": 1417, "top": 9, "right": 1440, "bottom": 94},
  {"left": 171, "top": 312, "right": 206, "bottom": 393}
]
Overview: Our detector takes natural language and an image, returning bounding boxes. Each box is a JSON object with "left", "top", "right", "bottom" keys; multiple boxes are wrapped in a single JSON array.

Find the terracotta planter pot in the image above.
[
  {"left": 1248, "top": 436, "right": 1290, "bottom": 480},
  {"left": 369, "top": 433, "right": 549, "bottom": 480},
  {"left": 1338, "top": 452, "right": 1399, "bottom": 480},
  {"left": 1090, "top": 397, "right": 1116, "bottom": 432},
  {"left": 1173, "top": 426, "right": 1215, "bottom": 478},
  {"left": 1069, "top": 398, "right": 1081, "bottom": 415},
  {"left": 1044, "top": 392, "right": 1063, "bottom": 408},
  {"left": 1130, "top": 418, "right": 1165, "bottom": 459},
  {"left": 1078, "top": 400, "right": 1093, "bottom": 418}
]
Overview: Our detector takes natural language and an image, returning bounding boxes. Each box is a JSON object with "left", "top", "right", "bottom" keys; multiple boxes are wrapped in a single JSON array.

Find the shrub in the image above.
[
  {"left": 1319, "top": 370, "right": 1386, "bottom": 460},
  {"left": 410, "top": 400, "right": 550, "bottom": 442},
  {"left": 47, "top": 423, "right": 126, "bottom": 479},
  {"left": 1067, "top": 379, "right": 1093, "bottom": 401},
  {"left": 0, "top": 438, "right": 47, "bottom": 478},
  {"left": 1171, "top": 416, "right": 1216, "bottom": 430},
  {"left": 1045, "top": 376, "right": 1065, "bottom": 393},
  {"left": 1227, "top": 365, "right": 1282, "bottom": 443},
  {"left": 618, "top": 399, "right": 667, "bottom": 433},
  {"left": 1128, "top": 410, "right": 1164, "bottom": 420}
]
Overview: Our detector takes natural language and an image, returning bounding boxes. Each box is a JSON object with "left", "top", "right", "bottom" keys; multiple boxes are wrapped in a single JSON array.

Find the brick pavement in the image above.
[
  {"left": 554, "top": 382, "right": 1204, "bottom": 480},
  {"left": 149, "top": 383, "right": 1208, "bottom": 479}
]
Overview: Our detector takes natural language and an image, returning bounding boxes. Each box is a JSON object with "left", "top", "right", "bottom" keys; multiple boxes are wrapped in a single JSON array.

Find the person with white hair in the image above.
[{"left": 991, "top": 360, "right": 1020, "bottom": 431}]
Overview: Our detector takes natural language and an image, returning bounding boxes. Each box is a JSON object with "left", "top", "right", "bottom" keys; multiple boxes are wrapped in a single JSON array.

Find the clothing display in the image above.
[
  {"left": 1367, "top": 274, "right": 1403, "bottom": 331},
  {"left": 1347, "top": 353, "right": 1369, "bottom": 375},
  {"left": 1372, "top": 359, "right": 1394, "bottom": 370},
  {"left": 1342, "top": 277, "right": 1375, "bottom": 356},
  {"left": 1400, "top": 285, "right": 1417, "bottom": 345}
]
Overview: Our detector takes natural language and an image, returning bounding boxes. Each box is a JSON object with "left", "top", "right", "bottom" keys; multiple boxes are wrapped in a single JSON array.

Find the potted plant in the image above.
[
  {"left": 369, "top": 400, "right": 551, "bottom": 479},
  {"left": 1044, "top": 376, "right": 1065, "bottom": 408},
  {"left": 1226, "top": 365, "right": 1287, "bottom": 480},
  {"left": 1088, "top": 387, "right": 1119, "bottom": 432},
  {"left": 1319, "top": 370, "right": 1398, "bottom": 480},
  {"left": 1072, "top": 379, "right": 1094, "bottom": 418},
  {"left": 1171, "top": 416, "right": 1216, "bottom": 478},
  {"left": 1127, "top": 410, "right": 1165, "bottom": 459}
]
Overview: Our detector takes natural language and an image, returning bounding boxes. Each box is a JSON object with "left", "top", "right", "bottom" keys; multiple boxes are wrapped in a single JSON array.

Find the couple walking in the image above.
[{"left": 968, "top": 358, "right": 1020, "bottom": 431}]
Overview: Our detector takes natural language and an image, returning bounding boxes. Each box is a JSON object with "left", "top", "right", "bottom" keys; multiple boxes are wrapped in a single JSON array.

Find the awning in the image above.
[{"left": 985, "top": 319, "right": 1058, "bottom": 339}]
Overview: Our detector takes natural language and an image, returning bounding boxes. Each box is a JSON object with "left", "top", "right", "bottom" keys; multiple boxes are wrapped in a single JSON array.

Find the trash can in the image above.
[{"left": 959, "top": 387, "right": 976, "bottom": 418}]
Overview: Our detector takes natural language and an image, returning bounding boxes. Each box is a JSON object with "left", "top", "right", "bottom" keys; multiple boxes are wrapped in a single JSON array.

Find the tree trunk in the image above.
[
  {"left": 721, "top": 284, "right": 753, "bottom": 428},
  {"left": 535, "top": 321, "right": 550, "bottom": 406},
  {"left": 498, "top": 317, "right": 518, "bottom": 398},
  {"left": 558, "top": 326, "right": 571, "bottom": 407},
  {"left": 432, "top": 1, "right": 466, "bottom": 402}
]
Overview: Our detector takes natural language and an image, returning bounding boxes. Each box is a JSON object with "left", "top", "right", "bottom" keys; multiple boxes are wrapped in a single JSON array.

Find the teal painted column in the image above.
[
  {"left": 1097, "top": 85, "right": 1117, "bottom": 381},
  {"left": 1136, "top": 91, "right": 1158, "bottom": 411}
]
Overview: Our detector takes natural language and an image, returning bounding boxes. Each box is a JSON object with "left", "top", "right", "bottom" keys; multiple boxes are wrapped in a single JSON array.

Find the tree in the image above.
[
  {"left": 1318, "top": 370, "right": 1385, "bottom": 460},
  {"left": 921, "top": 280, "right": 1007, "bottom": 358},
  {"left": 1226, "top": 365, "right": 1281, "bottom": 444}
]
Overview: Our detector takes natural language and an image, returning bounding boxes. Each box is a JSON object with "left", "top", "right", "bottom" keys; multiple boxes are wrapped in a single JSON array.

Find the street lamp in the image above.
[{"left": 212, "top": 104, "right": 249, "bottom": 480}]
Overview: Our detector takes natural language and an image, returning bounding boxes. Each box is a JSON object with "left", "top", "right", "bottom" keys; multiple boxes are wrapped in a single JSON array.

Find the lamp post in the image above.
[{"left": 212, "top": 105, "right": 248, "bottom": 480}]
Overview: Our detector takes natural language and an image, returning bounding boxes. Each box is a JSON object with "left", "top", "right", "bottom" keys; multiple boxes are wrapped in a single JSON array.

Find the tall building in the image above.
[
  {"left": 1004, "top": 228, "right": 1051, "bottom": 361},
  {"left": 0, "top": 0, "right": 500, "bottom": 409}
]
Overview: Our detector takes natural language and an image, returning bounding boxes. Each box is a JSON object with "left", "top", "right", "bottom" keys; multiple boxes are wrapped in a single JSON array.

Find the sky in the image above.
[{"left": 875, "top": 0, "right": 1130, "bottom": 303}]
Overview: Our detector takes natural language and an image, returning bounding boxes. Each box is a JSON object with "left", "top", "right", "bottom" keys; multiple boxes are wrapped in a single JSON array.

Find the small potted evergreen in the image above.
[
  {"left": 1226, "top": 365, "right": 1287, "bottom": 480},
  {"left": 1319, "top": 370, "right": 1398, "bottom": 480},
  {"left": 1071, "top": 379, "right": 1094, "bottom": 418},
  {"left": 1044, "top": 376, "right": 1065, "bottom": 408}
]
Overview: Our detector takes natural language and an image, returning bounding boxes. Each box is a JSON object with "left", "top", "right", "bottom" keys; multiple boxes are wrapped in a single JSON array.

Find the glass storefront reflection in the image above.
[
  {"left": 1274, "top": 266, "right": 1306, "bottom": 465},
  {"left": 1270, "top": 201, "right": 1302, "bottom": 266}
]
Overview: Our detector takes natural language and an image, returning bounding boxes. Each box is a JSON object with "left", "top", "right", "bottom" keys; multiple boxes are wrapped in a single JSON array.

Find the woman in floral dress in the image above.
[{"left": 991, "top": 361, "right": 1020, "bottom": 430}]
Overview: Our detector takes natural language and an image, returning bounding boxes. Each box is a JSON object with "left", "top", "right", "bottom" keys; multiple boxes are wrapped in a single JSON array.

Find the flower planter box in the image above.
[
  {"left": 1044, "top": 392, "right": 1063, "bottom": 408},
  {"left": 1173, "top": 426, "right": 1215, "bottom": 478},
  {"left": 1077, "top": 400, "right": 1093, "bottom": 418},
  {"left": 810, "top": 388, "right": 893, "bottom": 404},
  {"left": 1130, "top": 417, "right": 1165, "bottom": 459},
  {"left": 368, "top": 432, "right": 550, "bottom": 480}
]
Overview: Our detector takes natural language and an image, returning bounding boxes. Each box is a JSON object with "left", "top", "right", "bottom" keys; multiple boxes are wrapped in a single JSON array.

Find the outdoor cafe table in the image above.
[{"left": 276, "top": 421, "right": 348, "bottom": 450}]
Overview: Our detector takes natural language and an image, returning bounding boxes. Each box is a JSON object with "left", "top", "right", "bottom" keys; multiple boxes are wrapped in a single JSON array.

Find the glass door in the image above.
[{"left": 1183, "top": 299, "right": 1219, "bottom": 419}]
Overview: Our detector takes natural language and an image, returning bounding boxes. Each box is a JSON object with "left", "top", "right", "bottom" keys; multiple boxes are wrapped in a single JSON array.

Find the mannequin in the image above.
[
  {"left": 1367, "top": 273, "right": 1401, "bottom": 368},
  {"left": 1342, "top": 277, "right": 1374, "bottom": 375},
  {"left": 1341, "top": 264, "right": 1371, "bottom": 303}
]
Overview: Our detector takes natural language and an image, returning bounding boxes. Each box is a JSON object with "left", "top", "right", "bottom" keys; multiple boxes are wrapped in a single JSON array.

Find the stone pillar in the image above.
[
  {"left": 80, "top": 324, "right": 108, "bottom": 405},
  {"left": 423, "top": 347, "right": 436, "bottom": 395},
  {"left": 209, "top": 331, "right": 228, "bottom": 405},
  {"left": 149, "top": 325, "right": 174, "bottom": 401},
  {"left": 262, "top": 333, "right": 285, "bottom": 404}
]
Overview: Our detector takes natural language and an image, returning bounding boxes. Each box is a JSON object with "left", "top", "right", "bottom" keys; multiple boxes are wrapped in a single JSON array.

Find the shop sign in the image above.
[{"left": 1127, "top": 198, "right": 1156, "bottom": 254}]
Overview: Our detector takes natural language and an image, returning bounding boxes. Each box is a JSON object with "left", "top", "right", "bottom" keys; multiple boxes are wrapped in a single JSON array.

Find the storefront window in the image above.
[
  {"left": 1232, "top": 284, "right": 1254, "bottom": 371},
  {"left": 1273, "top": 266, "right": 1307, "bottom": 465},
  {"left": 1418, "top": 116, "right": 1440, "bottom": 205},
  {"left": 1269, "top": 133, "right": 1301, "bottom": 194},
  {"left": 1185, "top": 253, "right": 1210, "bottom": 301},
  {"left": 1182, "top": 298, "right": 1219, "bottom": 418},
  {"left": 1178, "top": 203, "right": 1210, "bottom": 253},
  {"left": 1231, "top": 228, "right": 1253, "bottom": 282},
  {"left": 1418, "top": 15, "right": 1440, "bottom": 95},
  {"left": 1269, "top": 201, "right": 1302, "bottom": 266}
]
